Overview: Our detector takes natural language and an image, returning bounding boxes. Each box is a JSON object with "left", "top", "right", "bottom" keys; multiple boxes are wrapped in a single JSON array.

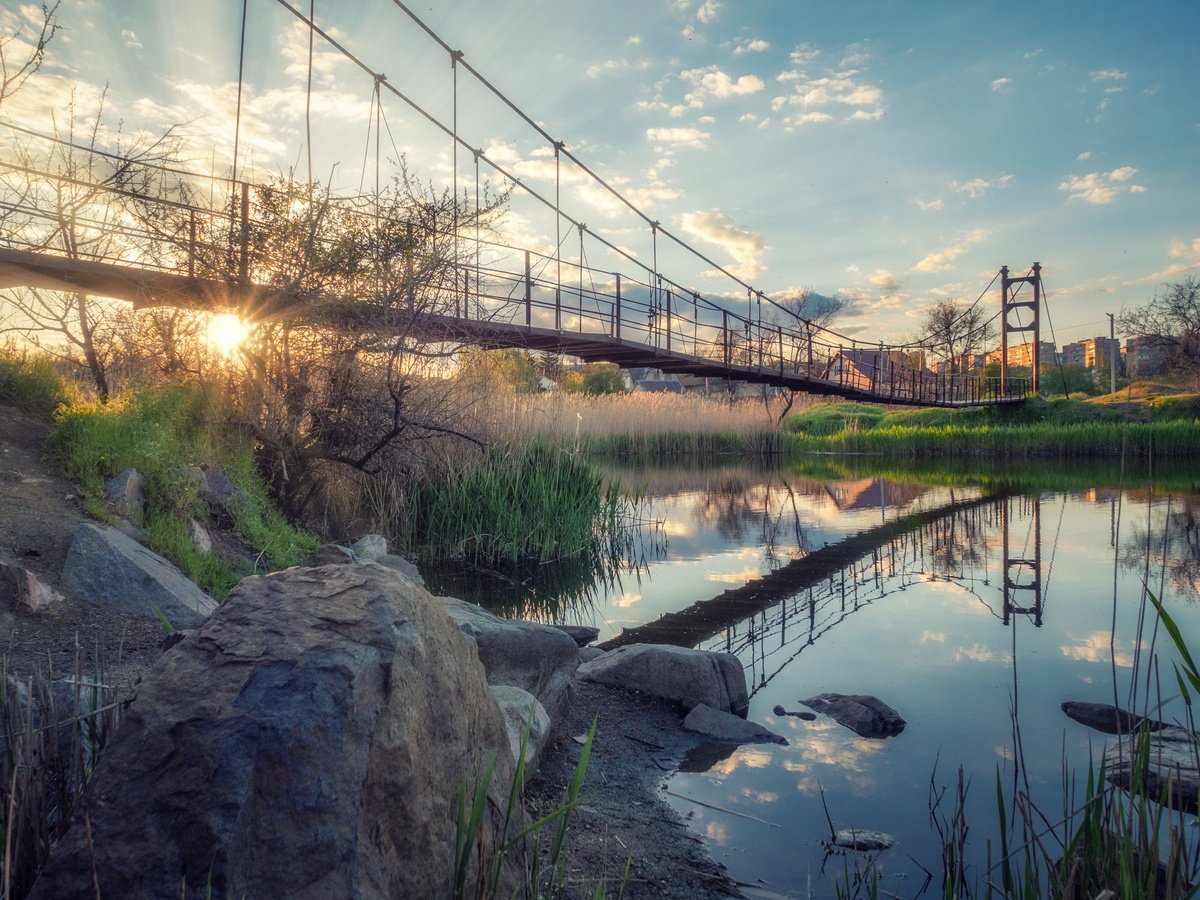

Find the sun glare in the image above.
[{"left": 207, "top": 313, "right": 249, "bottom": 356}]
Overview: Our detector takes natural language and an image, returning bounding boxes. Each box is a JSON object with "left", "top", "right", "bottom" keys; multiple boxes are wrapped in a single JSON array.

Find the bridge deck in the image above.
[{"left": 0, "top": 245, "right": 1027, "bottom": 408}]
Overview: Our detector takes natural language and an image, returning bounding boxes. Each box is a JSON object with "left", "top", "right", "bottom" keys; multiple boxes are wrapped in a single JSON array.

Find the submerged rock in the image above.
[
  {"left": 832, "top": 829, "right": 895, "bottom": 851},
  {"left": 1104, "top": 726, "right": 1199, "bottom": 812},
  {"left": 1062, "top": 700, "right": 1164, "bottom": 735},
  {"left": 802, "top": 693, "right": 905, "bottom": 739},
  {"left": 683, "top": 703, "right": 786, "bottom": 745}
]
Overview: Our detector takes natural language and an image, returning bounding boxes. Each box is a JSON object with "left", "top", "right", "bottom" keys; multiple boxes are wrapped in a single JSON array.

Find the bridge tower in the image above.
[
  {"left": 1001, "top": 496, "right": 1043, "bottom": 626},
  {"left": 999, "top": 262, "right": 1042, "bottom": 395}
]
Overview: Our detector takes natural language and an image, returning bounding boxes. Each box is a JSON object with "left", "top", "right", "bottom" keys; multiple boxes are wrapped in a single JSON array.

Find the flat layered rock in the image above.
[
  {"left": 683, "top": 703, "right": 786, "bottom": 745},
  {"left": 1104, "top": 726, "right": 1199, "bottom": 812},
  {"left": 802, "top": 693, "right": 905, "bottom": 739},
  {"left": 578, "top": 643, "right": 748, "bottom": 714}
]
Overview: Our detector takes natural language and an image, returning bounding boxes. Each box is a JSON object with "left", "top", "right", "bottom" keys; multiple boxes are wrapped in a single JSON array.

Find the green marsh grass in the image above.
[
  {"left": 0, "top": 346, "right": 68, "bottom": 415},
  {"left": 395, "top": 442, "right": 633, "bottom": 569},
  {"left": 50, "top": 384, "right": 316, "bottom": 598}
]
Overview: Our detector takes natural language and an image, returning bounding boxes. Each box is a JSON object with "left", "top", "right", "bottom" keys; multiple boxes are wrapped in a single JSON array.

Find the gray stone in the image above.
[
  {"left": 187, "top": 517, "right": 212, "bottom": 555},
  {"left": 28, "top": 564, "right": 522, "bottom": 900},
  {"left": 578, "top": 644, "right": 748, "bottom": 714},
  {"left": 1062, "top": 700, "right": 1164, "bottom": 735},
  {"left": 60, "top": 524, "right": 217, "bottom": 628},
  {"left": 435, "top": 596, "right": 579, "bottom": 728},
  {"left": 1104, "top": 726, "right": 1199, "bottom": 812},
  {"left": 550, "top": 624, "right": 600, "bottom": 647},
  {"left": 0, "top": 561, "right": 63, "bottom": 611},
  {"left": 579, "top": 646, "right": 606, "bottom": 663},
  {"left": 115, "top": 518, "right": 142, "bottom": 541},
  {"left": 490, "top": 684, "right": 551, "bottom": 780},
  {"left": 832, "top": 829, "right": 895, "bottom": 851},
  {"left": 350, "top": 533, "right": 388, "bottom": 561},
  {"left": 375, "top": 554, "right": 424, "bottom": 585},
  {"left": 309, "top": 543, "right": 355, "bottom": 566},
  {"left": 104, "top": 468, "right": 145, "bottom": 525},
  {"left": 683, "top": 703, "right": 786, "bottom": 745},
  {"left": 199, "top": 465, "right": 250, "bottom": 520},
  {"left": 802, "top": 693, "right": 905, "bottom": 739}
]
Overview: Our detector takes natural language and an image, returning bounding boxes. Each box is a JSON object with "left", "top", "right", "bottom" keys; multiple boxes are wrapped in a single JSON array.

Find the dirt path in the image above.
[{"left": 0, "top": 400, "right": 166, "bottom": 685}]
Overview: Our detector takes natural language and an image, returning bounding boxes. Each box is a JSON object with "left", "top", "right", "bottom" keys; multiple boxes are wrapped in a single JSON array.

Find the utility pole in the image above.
[{"left": 1106, "top": 312, "right": 1116, "bottom": 394}]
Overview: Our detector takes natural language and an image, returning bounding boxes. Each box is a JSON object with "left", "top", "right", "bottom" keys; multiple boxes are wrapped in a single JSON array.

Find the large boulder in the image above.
[
  {"left": 802, "top": 693, "right": 906, "bottom": 739},
  {"left": 577, "top": 644, "right": 748, "bottom": 714},
  {"left": 434, "top": 596, "right": 579, "bottom": 725},
  {"left": 104, "top": 468, "right": 146, "bottom": 525},
  {"left": 490, "top": 685, "right": 551, "bottom": 781},
  {"left": 29, "top": 564, "right": 522, "bottom": 900},
  {"left": 60, "top": 524, "right": 217, "bottom": 628}
]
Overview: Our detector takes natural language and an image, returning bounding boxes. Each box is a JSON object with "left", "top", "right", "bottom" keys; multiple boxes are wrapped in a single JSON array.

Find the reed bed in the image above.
[
  {"left": 480, "top": 391, "right": 794, "bottom": 458},
  {"left": 393, "top": 442, "right": 633, "bottom": 569}
]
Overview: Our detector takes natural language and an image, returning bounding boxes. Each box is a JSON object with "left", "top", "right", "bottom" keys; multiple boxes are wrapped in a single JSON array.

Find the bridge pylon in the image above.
[{"left": 999, "top": 262, "right": 1042, "bottom": 396}]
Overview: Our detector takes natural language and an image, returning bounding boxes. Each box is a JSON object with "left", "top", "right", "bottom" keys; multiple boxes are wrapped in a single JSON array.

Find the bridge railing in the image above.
[{"left": 0, "top": 123, "right": 1031, "bottom": 406}]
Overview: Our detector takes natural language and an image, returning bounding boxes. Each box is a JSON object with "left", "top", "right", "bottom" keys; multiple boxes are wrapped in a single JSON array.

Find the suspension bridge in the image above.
[{"left": 0, "top": 1, "right": 1040, "bottom": 408}]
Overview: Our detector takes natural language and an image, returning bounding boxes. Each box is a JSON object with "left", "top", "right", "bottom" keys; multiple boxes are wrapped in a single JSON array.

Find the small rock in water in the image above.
[
  {"left": 832, "top": 828, "right": 895, "bottom": 851},
  {"left": 772, "top": 704, "right": 786, "bottom": 716},
  {"left": 798, "top": 711, "right": 816, "bottom": 721},
  {"left": 772, "top": 704, "right": 819, "bottom": 721}
]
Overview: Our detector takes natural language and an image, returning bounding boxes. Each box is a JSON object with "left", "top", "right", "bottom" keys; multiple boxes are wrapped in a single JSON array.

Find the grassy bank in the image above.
[{"left": 785, "top": 392, "right": 1200, "bottom": 459}]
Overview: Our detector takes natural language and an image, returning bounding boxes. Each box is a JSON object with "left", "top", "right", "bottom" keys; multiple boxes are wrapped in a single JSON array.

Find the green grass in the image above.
[
  {"left": 395, "top": 443, "right": 632, "bottom": 569},
  {"left": 49, "top": 384, "right": 316, "bottom": 599},
  {"left": 0, "top": 346, "right": 68, "bottom": 414},
  {"left": 783, "top": 399, "right": 1200, "bottom": 459}
]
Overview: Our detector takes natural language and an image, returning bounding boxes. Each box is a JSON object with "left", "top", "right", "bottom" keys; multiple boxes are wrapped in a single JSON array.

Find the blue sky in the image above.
[{"left": 2, "top": 0, "right": 1197, "bottom": 345}]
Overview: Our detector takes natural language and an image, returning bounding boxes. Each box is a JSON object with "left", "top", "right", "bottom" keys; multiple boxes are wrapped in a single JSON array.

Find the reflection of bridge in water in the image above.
[{"left": 601, "top": 491, "right": 1046, "bottom": 696}]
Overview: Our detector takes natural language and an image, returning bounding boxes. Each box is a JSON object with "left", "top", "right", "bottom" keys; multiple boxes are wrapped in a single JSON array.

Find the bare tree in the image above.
[
  {"left": 760, "top": 287, "right": 849, "bottom": 422},
  {"left": 914, "top": 299, "right": 997, "bottom": 374},
  {"left": 1118, "top": 276, "right": 1200, "bottom": 384},
  {"left": 0, "top": 1, "right": 59, "bottom": 112},
  {"left": 0, "top": 92, "right": 184, "bottom": 400}
]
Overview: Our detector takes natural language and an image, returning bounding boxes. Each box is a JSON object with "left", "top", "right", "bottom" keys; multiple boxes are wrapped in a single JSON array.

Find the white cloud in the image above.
[
  {"left": 1023, "top": 48, "right": 1043, "bottom": 60},
  {"left": 680, "top": 65, "right": 764, "bottom": 108},
  {"left": 912, "top": 229, "right": 989, "bottom": 273},
  {"left": 645, "top": 126, "right": 710, "bottom": 149},
  {"left": 951, "top": 173, "right": 1015, "bottom": 198},
  {"left": 733, "top": 38, "right": 770, "bottom": 56},
  {"left": 788, "top": 111, "right": 833, "bottom": 125},
  {"left": 870, "top": 269, "right": 899, "bottom": 291},
  {"left": 739, "top": 112, "right": 758, "bottom": 123},
  {"left": 1090, "top": 68, "right": 1128, "bottom": 81},
  {"left": 789, "top": 43, "right": 822, "bottom": 67},
  {"left": 696, "top": 0, "right": 721, "bottom": 23},
  {"left": 679, "top": 209, "right": 766, "bottom": 278},
  {"left": 840, "top": 43, "right": 871, "bottom": 67},
  {"left": 121, "top": 29, "right": 142, "bottom": 50},
  {"left": 586, "top": 58, "right": 630, "bottom": 78},
  {"left": 626, "top": 35, "right": 642, "bottom": 46},
  {"left": 1058, "top": 166, "right": 1143, "bottom": 205},
  {"left": 917, "top": 198, "right": 944, "bottom": 212},
  {"left": 991, "top": 77, "right": 1011, "bottom": 93},
  {"left": 1077, "top": 151, "right": 1092, "bottom": 161},
  {"left": 1144, "top": 237, "right": 1200, "bottom": 281}
]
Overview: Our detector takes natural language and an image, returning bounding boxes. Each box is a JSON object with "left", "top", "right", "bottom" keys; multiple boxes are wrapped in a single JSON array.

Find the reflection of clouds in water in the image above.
[
  {"left": 952, "top": 643, "right": 1009, "bottom": 664},
  {"left": 705, "top": 566, "right": 766, "bottom": 584},
  {"left": 995, "top": 745, "right": 1013, "bottom": 761},
  {"left": 705, "top": 819, "right": 730, "bottom": 845},
  {"left": 1060, "top": 632, "right": 1142, "bottom": 668},
  {"left": 612, "top": 592, "right": 641, "bottom": 608},
  {"left": 921, "top": 630, "right": 946, "bottom": 643},
  {"left": 661, "top": 517, "right": 695, "bottom": 538},
  {"left": 706, "top": 747, "right": 776, "bottom": 778},
  {"left": 737, "top": 787, "right": 779, "bottom": 805},
  {"left": 780, "top": 722, "right": 886, "bottom": 778}
]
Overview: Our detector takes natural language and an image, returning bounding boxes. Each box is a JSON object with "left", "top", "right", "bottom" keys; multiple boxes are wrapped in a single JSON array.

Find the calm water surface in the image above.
[{"left": 431, "top": 459, "right": 1200, "bottom": 898}]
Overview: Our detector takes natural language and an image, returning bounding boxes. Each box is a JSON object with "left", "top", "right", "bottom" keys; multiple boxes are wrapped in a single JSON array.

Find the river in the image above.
[{"left": 428, "top": 457, "right": 1200, "bottom": 898}]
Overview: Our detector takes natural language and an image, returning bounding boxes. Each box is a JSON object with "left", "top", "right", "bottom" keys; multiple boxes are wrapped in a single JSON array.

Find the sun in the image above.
[{"left": 206, "top": 313, "right": 249, "bottom": 356}]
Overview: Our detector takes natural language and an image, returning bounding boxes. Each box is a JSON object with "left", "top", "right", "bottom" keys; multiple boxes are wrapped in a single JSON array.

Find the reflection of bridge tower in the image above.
[{"left": 1001, "top": 496, "right": 1043, "bottom": 626}]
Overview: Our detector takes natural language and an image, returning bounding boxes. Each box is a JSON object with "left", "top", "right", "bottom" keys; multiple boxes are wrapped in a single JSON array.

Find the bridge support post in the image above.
[
  {"left": 524, "top": 250, "right": 532, "bottom": 328},
  {"left": 614, "top": 274, "right": 621, "bottom": 340},
  {"left": 665, "top": 290, "right": 672, "bottom": 352},
  {"left": 722, "top": 310, "right": 730, "bottom": 367},
  {"left": 1000, "top": 262, "right": 1042, "bottom": 397}
]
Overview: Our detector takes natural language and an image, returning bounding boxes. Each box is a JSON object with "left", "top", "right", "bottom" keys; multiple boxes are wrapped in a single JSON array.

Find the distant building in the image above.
[
  {"left": 1125, "top": 334, "right": 1170, "bottom": 378},
  {"left": 1061, "top": 341, "right": 1087, "bottom": 368},
  {"left": 1060, "top": 337, "right": 1122, "bottom": 375},
  {"left": 1001, "top": 341, "right": 1056, "bottom": 369}
]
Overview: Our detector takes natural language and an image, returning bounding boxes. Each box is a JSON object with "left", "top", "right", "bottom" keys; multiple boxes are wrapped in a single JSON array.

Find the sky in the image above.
[{"left": 1, "top": 0, "right": 1198, "bottom": 347}]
